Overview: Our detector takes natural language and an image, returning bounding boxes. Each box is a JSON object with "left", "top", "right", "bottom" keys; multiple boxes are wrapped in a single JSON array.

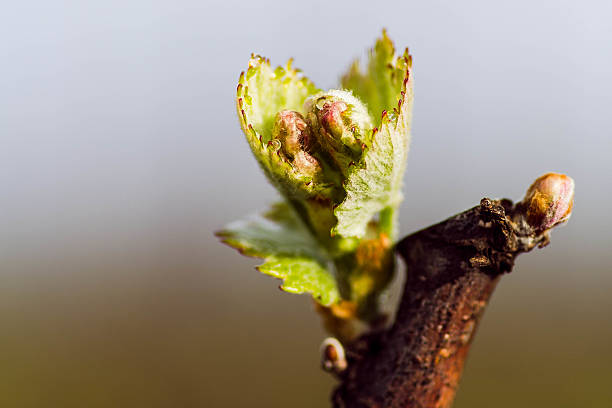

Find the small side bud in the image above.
[
  {"left": 304, "top": 90, "right": 373, "bottom": 173},
  {"left": 522, "top": 173, "right": 575, "bottom": 232},
  {"left": 320, "top": 337, "right": 347, "bottom": 373}
]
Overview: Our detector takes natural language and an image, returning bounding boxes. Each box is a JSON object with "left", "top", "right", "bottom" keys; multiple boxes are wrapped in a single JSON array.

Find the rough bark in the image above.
[{"left": 332, "top": 197, "right": 556, "bottom": 408}]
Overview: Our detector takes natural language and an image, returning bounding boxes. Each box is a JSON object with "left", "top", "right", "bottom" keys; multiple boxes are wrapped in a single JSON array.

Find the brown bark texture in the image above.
[{"left": 332, "top": 197, "right": 557, "bottom": 408}]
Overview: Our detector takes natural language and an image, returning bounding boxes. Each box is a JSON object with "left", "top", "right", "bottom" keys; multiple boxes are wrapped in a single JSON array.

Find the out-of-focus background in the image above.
[{"left": 2, "top": 0, "right": 611, "bottom": 406}]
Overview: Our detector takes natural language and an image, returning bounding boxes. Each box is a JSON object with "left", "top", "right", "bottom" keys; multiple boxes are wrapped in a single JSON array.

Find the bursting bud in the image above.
[
  {"left": 271, "top": 110, "right": 320, "bottom": 178},
  {"left": 522, "top": 173, "right": 575, "bottom": 232},
  {"left": 304, "top": 90, "right": 373, "bottom": 173}
]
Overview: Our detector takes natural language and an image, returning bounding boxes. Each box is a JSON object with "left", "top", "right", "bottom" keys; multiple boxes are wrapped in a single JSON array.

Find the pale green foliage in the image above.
[
  {"left": 341, "top": 30, "right": 409, "bottom": 128},
  {"left": 216, "top": 203, "right": 340, "bottom": 305},
  {"left": 237, "top": 57, "right": 322, "bottom": 198},
  {"left": 220, "top": 32, "right": 413, "bottom": 309},
  {"left": 334, "top": 36, "right": 413, "bottom": 238},
  {"left": 238, "top": 57, "right": 319, "bottom": 142}
]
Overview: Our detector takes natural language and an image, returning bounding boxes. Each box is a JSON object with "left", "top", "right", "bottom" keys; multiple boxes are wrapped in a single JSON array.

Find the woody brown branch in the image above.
[{"left": 332, "top": 196, "right": 558, "bottom": 408}]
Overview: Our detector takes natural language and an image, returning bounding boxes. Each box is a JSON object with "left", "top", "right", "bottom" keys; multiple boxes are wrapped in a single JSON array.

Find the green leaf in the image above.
[
  {"left": 236, "top": 57, "right": 322, "bottom": 198},
  {"left": 333, "top": 33, "right": 414, "bottom": 239},
  {"left": 216, "top": 202, "right": 340, "bottom": 306},
  {"left": 257, "top": 256, "right": 339, "bottom": 304},
  {"left": 341, "top": 30, "right": 408, "bottom": 127}
]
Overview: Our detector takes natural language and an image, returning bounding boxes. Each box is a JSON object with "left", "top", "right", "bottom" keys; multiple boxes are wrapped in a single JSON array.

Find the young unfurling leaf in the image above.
[
  {"left": 335, "top": 33, "right": 413, "bottom": 239},
  {"left": 216, "top": 202, "right": 340, "bottom": 306}
]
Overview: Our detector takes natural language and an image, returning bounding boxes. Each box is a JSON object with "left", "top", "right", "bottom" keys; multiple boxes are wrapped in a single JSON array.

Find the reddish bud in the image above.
[
  {"left": 272, "top": 110, "right": 312, "bottom": 158},
  {"left": 522, "top": 173, "right": 575, "bottom": 232},
  {"left": 303, "top": 90, "right": 373, "bottom": 174},
  {"left": 320, "top": 101, "right": 349, "bottom": 141}
]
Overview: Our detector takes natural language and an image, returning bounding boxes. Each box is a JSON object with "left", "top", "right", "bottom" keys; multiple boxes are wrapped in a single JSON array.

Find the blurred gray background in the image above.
[{"left": 1, "top": 0, "right": 611, "bottom": 406}]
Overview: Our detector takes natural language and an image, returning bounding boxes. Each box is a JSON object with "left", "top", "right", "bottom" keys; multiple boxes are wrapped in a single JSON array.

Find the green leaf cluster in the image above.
[{"left": 218, "top": 31, "right": 414, "bottom": 317}]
